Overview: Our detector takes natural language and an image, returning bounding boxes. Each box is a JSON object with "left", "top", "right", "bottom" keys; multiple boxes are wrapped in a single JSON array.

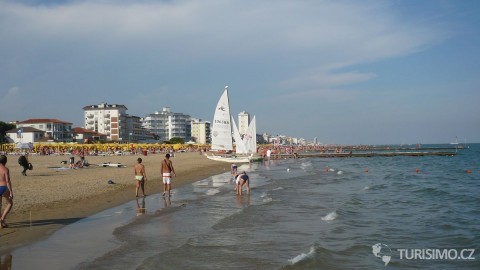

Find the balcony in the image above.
[{"left": 86, "top": 114, "right": 94, "bottom": 118}]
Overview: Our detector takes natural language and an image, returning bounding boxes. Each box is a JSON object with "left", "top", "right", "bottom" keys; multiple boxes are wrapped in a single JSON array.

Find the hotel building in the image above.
[
  {"left": 238, "top": 111, "right": 250, "bottom": 137},
  {"left": 141, "top": 107, "right": 192, "bottom": 142},
  {"left": 83, "top": 103, "right": 128, "bottom": 141}
]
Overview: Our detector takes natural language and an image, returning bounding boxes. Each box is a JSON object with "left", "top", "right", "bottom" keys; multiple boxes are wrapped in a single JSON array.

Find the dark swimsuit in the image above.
[
  {"left": 0, "top": 186, "right": 7, "bottom": 196},
  {"left": 239, "top": 174, "right": 249, "bottom": 182}
]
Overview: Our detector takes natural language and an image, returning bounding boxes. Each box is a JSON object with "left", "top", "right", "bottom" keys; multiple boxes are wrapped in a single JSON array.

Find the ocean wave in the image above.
[
  {"left": 272, "top": 187, "right": 284, "bottom": 191},
  {"left": 321, "top": 211, "right": 338, "bottom": 221},
  {"left": 263, "top": 197, "right": 273, "bottom": 203},
  {"left": 206, "top": 189, "right": 220, "bottom": 196},
  {"left": 288, "top": 246, "right": 315, "bottom": 264},
  {"left": 300, "top": 161, "right": 312, "bottom": 169}
]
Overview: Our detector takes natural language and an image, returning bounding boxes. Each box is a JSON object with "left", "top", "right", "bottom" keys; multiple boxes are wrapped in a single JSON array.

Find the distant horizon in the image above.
[{"left": 1, "top": 1, "right": 479, "bottom": 144}]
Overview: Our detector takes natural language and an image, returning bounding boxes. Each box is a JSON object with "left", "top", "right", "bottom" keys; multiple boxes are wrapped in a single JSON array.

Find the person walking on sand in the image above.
[
  {"left": 161, "top": 153, "right": 176, "bottom": 197},
  {"left": 235, "top": 171, "right": 250, "bottom": 196},
  {"left": 18, "top": 153, "right": 29, "bottom": 176},
  {"left": 134, "top": 158, "right": 148, "bottom": 197},
  {"left": 0, "top": 155, "right": 13, "bottom": 228}
]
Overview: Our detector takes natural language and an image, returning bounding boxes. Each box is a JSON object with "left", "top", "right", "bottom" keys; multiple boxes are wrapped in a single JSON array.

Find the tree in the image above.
[
  {"left": 168, "top": 137, "right": 185, "bottom": 144},
  {"left": 0, "top": 121, "right": 15, "bottom": 143}
]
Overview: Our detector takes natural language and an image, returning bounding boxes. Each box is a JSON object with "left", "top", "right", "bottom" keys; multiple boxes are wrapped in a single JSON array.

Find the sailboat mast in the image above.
[{"left": 225, "top": 86, "right": 233, "bottom": 142}]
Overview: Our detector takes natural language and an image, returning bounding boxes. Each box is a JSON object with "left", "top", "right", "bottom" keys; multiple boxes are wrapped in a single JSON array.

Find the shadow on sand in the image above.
[{"left": 5, "top": 217, "right": 85, "bottom": 229}]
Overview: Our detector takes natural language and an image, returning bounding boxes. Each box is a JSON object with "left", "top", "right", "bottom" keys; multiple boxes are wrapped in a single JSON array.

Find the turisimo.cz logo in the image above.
[
  {"left": 372, "top": 243, "right": 392, "bottom": 266},
  {"left": 372, "top": 242, "right": 476, "bottom": 267}
]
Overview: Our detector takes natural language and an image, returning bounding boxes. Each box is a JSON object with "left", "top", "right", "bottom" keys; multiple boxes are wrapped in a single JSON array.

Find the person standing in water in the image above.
[
  {"left": 161, "top": 154, "right": 176, "bottom": 197},
  {"left": 134, "top": 158, "right": 147, "bottom": 197}
]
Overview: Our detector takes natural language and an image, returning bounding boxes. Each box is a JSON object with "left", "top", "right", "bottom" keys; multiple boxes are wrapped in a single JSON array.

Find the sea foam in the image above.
[
  {"left": 321, "top": 211, "right": 338, "bottom": 221},
  {"left": 206, "top": 189, "right": 220, "bottom": 196},
  {"left": 288, "top": 246, "right": 316, "bottom": 264}
]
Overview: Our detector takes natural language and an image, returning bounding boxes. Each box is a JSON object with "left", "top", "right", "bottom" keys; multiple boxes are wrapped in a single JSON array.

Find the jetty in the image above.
[{"left": 272, "top": 151, "right": 457, "bottom": 159}]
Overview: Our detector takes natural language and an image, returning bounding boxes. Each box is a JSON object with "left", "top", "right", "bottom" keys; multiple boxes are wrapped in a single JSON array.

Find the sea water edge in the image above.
[{"left": 8, "top": 144, "right": 480, "bottom": 270}]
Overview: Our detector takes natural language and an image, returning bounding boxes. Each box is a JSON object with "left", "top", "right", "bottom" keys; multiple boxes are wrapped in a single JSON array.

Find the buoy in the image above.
[
  {"left": 325, "top": 168, "right": 328, "bottom": 172},
  {"left": 466, "top": 169, "right": 472, "bottom": 174},
  {"left": 364, "top": 168, "right": 368, "bottom": 173},
  {"left": 415, "top": 168, "right": 420, "bottom": 173}
]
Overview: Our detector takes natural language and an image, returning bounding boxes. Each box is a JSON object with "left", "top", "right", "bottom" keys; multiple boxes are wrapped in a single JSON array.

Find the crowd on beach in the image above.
[
  {"left": 0, "top": 145, "right": 254, "bottom": 231},
  {"left": 0, "top": 143, "right": 208, "bottom": 157}
]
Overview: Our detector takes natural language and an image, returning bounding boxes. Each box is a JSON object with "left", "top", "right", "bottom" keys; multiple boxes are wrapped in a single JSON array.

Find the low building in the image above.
[
  {"left": 15, "top": 118, "right": 73, "bottom": 142},
  {"left": 5, "top": 127, "right": 45, "bottom": 144},
  {"left": 72, "top": 127, "right": 108, "bottom": 143}
]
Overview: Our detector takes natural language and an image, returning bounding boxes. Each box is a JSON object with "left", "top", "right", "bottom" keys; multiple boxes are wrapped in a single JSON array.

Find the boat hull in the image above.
[{"left": 206, "top": 155, "right": 251, "bottom": 163}]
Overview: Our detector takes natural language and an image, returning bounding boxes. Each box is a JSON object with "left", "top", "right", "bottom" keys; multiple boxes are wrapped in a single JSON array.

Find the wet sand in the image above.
[{"left": 0, "top": 152, "right": 230, "bottom": 253}]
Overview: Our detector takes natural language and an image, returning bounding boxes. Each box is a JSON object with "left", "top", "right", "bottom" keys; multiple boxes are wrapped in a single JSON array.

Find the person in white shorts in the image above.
[{"left": 161, "top": 154, "right": 176, "bottom": 197}]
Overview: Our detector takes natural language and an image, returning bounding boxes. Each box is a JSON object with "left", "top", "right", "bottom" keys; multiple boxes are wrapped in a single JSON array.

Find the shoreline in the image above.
[{"left": 0, "top": 152, "right": 230, "bottom": 254}]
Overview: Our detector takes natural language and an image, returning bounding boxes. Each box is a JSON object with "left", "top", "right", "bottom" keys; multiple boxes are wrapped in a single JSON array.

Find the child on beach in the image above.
[
  {"left": 134, "top": 158, "right": 147, "bottom": 197},
  {"left": 0, "top": 155, "right": 13, "bottom": 228}
]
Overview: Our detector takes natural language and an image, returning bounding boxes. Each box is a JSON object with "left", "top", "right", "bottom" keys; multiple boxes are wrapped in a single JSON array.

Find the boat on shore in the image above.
[{"left": 207, "top": 86, "right": 261, "bottom": 163}]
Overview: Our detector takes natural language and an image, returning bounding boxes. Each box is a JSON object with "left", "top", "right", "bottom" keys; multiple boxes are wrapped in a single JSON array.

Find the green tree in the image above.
[
  {"left": 168, "top": 137, "right": 185, "bottom": 144},
  {"left": 0, "top": 121, "right": 15, "bottom": 143}
]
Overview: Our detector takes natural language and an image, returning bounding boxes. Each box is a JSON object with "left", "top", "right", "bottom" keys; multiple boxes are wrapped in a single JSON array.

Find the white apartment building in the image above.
[
  {"left": 238, "top": 111, "right": 250, "bottom": 137},
  {"left": 191, "top": 120, "right": 211, "bottom": 144},
  {"left": 83, "top": 103, "right": 128, "bottom": 141},
  {"left": 141, "top": 107, "right": 192, "bottom": 142},
  {"left": 125, "top": 115, "right": 154, "bottom": 142},
  {"left": 15, "top": 118, "right": 73, "bottom": 142}
]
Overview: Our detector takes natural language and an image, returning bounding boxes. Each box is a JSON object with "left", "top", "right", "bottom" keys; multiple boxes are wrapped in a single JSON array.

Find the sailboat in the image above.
[
  {"left": 450, "top": 136, "right": 459, "bottom": 145},
  {"left": 207, "top": 86, "right": 251, "bottom": 163},
  {"left": 231, "top": 116, "right": 263, "bottom": 161}
]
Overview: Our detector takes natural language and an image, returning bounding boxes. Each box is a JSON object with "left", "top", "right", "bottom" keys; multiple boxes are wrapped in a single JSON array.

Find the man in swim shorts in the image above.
[
  {"left": 160, "top": 153, "right": 176, "bottom": 197},
  {"left": 134, "top": 158, "right": 148, "bottom": 197},
  {"left": 0, "top": 155, "right": 13, "bottom": 228},
  {"left": 235, "top": 171, "right": 250, "bottom": 196}
]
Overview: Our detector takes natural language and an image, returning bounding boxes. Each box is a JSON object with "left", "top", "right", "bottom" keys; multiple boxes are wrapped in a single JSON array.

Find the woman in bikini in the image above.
[{"left": 134, "top": 158, "right": 148, "bottom": 197}]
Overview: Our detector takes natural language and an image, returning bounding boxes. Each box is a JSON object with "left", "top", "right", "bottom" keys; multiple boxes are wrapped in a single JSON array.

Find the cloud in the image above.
[
  {"left": 279, "top": 70, "right": 377, "bottom": 89},
  {"left": 0, "top": 0, "right": 460, "bottom": 142},
  {"left": 0, "top": 86, "right": 21, "bottom": 103}
]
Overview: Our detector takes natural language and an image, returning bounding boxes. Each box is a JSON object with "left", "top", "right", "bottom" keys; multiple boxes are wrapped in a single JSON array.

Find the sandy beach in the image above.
[{"left": 0, "top": 152, "right": 229, "bottom": 253}]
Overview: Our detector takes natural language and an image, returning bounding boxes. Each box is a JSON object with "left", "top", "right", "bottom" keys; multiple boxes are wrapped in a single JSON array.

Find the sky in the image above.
[{"left": 1, "top": 0, "right": 479, "bottom": 145}]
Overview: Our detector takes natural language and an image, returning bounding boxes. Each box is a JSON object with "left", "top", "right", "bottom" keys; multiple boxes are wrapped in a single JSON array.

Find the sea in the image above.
[{"left": 6, "top": 144, "right": 480, "bottom": 270}]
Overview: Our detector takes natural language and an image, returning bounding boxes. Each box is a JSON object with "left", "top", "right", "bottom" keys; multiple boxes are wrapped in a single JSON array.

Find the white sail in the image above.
[
  {"left": 232, "top": 117, "right": 248, "bottom": 154},
  {"left": 211, "top": 87, "right": 233, "bottom": 151},
  {"left": 245, "top": 115, "right": 257, "bottom": 153}
]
